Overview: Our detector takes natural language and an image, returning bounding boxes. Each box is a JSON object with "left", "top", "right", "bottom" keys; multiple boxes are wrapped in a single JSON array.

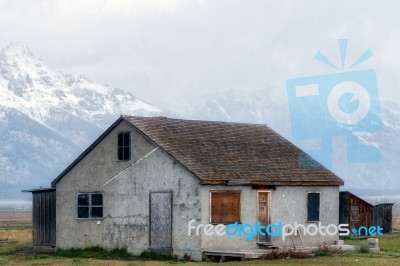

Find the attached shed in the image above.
[
  {"left": 339, "top": 191, "right": 374, "bottom": 234},
  {"left": 23, "top": 188, "right": 56, "bottom": 248},
  {"left": 373, "top": 203, "right": 394, "bottom": 234}
]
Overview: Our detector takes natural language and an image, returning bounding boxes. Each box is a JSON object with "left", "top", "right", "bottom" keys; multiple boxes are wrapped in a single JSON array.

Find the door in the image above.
[
  {"left": 257, "top": 191, "right": 270, "bottom": 243},
  {"left": 32, "top": 190, "right": 56, "bottom": 247},
  {"left": 149, "top": 191, "right": 172, "bottom": 251},
  {"left": 350, "top": 205, "right": 360, "bottom": 235}
]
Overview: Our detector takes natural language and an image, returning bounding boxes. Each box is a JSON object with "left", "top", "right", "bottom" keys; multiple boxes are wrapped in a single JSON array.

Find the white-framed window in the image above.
[{"left": 77, "top": 193, "right": 103, "bottom": 219}]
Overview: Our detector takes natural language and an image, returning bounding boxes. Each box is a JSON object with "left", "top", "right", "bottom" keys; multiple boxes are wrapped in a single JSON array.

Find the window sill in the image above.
[{"left": 76, "top": 218, "right": 105, "bottom": 220}]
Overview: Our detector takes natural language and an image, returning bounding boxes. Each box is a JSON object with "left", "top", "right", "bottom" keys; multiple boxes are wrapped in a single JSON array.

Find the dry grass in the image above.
[
  {"left": 0, "top": 213, "right": 32, "bottom": 230},
  {"left": 0, "top": 213, "right": 32, "bottom": 243},
  {"left": 392, "top": 217, "right": 400, "bottom": 231},
  {"left": 0, "top": 213, "right": 33, "bottom": 258},
  {"left": 0, "top": 213, "right": 32, "bottom": 242},
  {"left": 0, "top": 229, "right": 32, "bottom": 257},
  {"left": 0, "top": 230, "right": 31, "bottom": 242}
]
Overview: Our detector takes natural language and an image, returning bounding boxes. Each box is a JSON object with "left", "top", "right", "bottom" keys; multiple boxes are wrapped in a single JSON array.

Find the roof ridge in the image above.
[
  {"left": 122, "top": 115, "right": 269, "bottom": 127},
  {"left": 51, "top": 116, "right": 344, "bottom": 187}
]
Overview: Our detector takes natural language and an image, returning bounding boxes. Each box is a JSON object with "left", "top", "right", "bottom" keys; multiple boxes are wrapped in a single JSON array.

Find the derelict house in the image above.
[
  {"left": 339, "top": 191, "right": 394, "bottom": 235},
  {"left": 25, "top": 116, "right": 344, "bottom": 260},
  {"left": 339, "top": 191, "right": 374, "bottom": 234}
]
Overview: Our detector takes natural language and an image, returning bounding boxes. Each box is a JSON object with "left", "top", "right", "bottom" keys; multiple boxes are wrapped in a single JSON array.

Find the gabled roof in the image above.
[
  {"left": 340, "top": 191, "right": 395, "bottom": 207},
  {"left": 340, "top": 191, "right": 374, "bottom": 207},
  {"left": 51, "top": 117, "right": 124, "bottom": 187},
  {"left": 52, "top": 116, "right": 344, "bottom": 187}
]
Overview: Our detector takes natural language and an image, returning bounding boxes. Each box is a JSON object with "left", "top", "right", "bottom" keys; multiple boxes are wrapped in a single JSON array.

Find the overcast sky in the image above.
[{"left": 0, "top": 0, "right": 399, "bottom": 106}]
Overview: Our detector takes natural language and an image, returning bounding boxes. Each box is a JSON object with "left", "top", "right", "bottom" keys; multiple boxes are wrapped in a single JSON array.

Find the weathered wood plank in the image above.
[{"left": 32, "top": 190, "right": 56, "bottom": 247}]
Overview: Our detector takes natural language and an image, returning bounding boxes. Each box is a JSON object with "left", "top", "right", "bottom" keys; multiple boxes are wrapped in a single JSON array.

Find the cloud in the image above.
[{"left": 0, "top": 0, "right": 398, "bottom": 104}]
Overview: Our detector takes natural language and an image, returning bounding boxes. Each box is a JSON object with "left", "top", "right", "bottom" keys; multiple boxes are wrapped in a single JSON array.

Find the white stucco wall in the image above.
[
  {"left": 199, "top": 185, "right": 339, "bottom": 251},
  {"left": 56, "top": 121, "right": 203, "bottom": 260},
  {"left": 270, "top": 186, "right": 340, "bottom": 247}
]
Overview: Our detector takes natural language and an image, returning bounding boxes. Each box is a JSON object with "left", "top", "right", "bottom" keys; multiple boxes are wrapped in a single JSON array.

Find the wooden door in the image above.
[
  {"left": 32, "top": 190, "right": 56, "bottom": 247},
  {"left": 149, "top": 191, "right": 172, "bottom": 251},
  {"left": 257, "top": 192, "right": 270, "bottom": 243}
]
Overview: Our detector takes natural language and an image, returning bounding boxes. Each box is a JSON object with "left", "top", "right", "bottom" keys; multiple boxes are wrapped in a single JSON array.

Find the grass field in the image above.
[
  {"left": 1, "top": 213, "right": 400, "bottom": 265},
  {"left": 393, "top": 217, "right": 400, "bottom": 231},
  {"left": 0, "top": 213, "right": 32, "bottom": 231}
]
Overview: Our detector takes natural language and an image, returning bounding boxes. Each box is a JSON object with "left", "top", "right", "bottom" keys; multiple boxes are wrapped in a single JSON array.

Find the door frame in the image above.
[
  {"left": 149, "top": 190, "right": 173, "bottom": 252},
  {"left": 257, "top": 190, "right": 271, "bottom": 243}
]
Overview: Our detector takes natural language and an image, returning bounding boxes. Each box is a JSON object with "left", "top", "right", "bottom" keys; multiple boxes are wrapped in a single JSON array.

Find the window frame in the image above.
[
  {"left": 76, "top": 193, "right": 104, "bottom": 220},
  {"left": 209, "top": 190, "right": 241, "bottom": 224},
  {"left": 306, "top": 192, "right": 320, "bottom": 222},
  {"left": 117, "top": 132, "right": 131, "bottom": 161}
]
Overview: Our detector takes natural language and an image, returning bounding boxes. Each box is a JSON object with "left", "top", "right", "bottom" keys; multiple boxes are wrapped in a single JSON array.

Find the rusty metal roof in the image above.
[{"left": 124, "top": 116, "right": 344, "bottom": 186}]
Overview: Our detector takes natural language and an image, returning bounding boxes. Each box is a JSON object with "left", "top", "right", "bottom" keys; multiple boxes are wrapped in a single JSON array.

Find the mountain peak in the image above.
[{"left": 2, "top": 41, "right": 34, "bottom": 58}]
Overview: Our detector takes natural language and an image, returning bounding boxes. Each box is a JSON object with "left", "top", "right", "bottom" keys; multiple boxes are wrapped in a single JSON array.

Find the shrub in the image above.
[
  {"left": 315, "top": 242, "right": 342, "bottom": 257},
  {"left": 262, "top": 248, "right": 310, "bottom": 260}
]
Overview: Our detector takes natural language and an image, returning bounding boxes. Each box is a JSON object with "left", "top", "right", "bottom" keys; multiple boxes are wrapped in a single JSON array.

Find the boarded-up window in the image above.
[
  {"left": 350, "top": 206, "right": 360, "bottom": 221},
  {"left": 118, "top": 132, "right": 131, "bottom": 161},
  {"left": 210, "top": 191, "right": 241, "bottom": 224},
  {"left": 77, "top": 193, "right": 103, "bottom": 219},
  {"left": 307, "top": 192, "right": 320, "bottom": 222}
]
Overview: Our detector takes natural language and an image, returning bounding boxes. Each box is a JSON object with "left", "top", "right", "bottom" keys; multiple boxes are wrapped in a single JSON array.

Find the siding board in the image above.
[
  {"left": 373, "top": 204, "right": 394, "bottom": 234},
  {"left": 339, "top": 191, "right": 373, "bottom": 234},
  {"left": 32, "top": 190, "right": 56, "bottom": 247}
]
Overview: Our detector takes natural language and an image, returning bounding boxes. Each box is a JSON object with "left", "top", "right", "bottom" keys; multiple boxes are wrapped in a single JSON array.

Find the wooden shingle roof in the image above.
[{"left": 124, "top": 116, "right": 344, "bottom": 186}]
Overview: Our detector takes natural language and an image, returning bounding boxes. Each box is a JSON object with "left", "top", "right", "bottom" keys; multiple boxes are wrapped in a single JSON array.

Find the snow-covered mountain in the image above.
[
  {"left": 0, "top": 42, "right": 163, "bottom": 199},
  {"left": 1, "top": 41, "right": 398, "bottom": 199},
  {"left": 161, "top": 90, "right": 400, "bottom": 190}
]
